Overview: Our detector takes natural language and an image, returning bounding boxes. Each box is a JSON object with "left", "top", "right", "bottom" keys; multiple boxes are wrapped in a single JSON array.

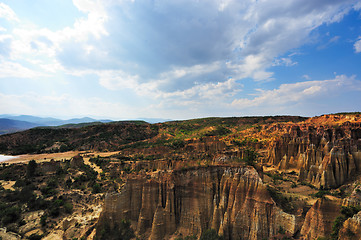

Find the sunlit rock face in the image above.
[
  {"left": 267, "top": 122, "right": 361, "bottom": 188},
  {"left": 300, "top": 197, "right": 342, "bottom": 240},
  {"left": 95, "top": 166, "right": 297, "bottom": 240},
  {"left": 339, "top": 211, "right": 361, "bottom": 240}
]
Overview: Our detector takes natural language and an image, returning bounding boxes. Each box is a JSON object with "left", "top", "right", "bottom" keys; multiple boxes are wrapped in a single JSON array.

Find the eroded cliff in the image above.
[
  {"left": 95, "top": 166, "right": 297, "bottom": 240},
  {"left": 267, "top": 120, "right": 361, "bottom": 188}
]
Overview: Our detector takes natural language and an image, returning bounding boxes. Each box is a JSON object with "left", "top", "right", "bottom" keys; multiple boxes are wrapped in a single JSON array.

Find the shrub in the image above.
[
  {"left": 28, "top": 234, "right": 43, "bottom": 240},
  {"left": 63, "top": 202, "right": 73, "bottom": 214},
  {"left": 96, "top": 219, "right": 135, "bottom": 240},
  {"left": 331, "top": 216, "right": 346, "bottom": 239},
  {"left": 48, "top": 198, "right": 64, "bottom": 217},
  {"left": 243, "top": 148, "right": 258, "bottom": 166},
  {"left": 341, "top": 206, "right": 361, "bottom": 218},
  {"left": 175, "top": 236, "right": 197, "bottom": 240},
  {"left": 266, "top": 185, "right": 295, "bottom": 213},
  {"left": 92, "top": 183, "right": 101, "bottom": 194},
  {"left": 313, "top": 190, "right": 330, "bottom": 199},
  {"left": 40, "top": 214, "right": 47, "bottom": 226},
  {"left": 1, "top": 205, "right": 21, "bottom": 224},
  {"left": 27, "top": 160, "right": 37, "bottom": 178},
  {"left": 331, "top": 206, "right": 361, "bottom": 239},
  {"left": 41, "top": 179, "right": 58, "bottom": 197},
  {"left": 200, "top": 229, "right": 223, "bottom": 240},
  {"left": 204, "top": 126, "right": 231, "bottom": 137}
]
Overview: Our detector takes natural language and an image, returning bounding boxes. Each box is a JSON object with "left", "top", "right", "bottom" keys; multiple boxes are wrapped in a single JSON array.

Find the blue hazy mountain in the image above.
[
  {"left": 0, "top": 118, "right": 42, "bottom": 135},
  {"left": 0, "top": 115, "right": 113, "bottom": 135}
]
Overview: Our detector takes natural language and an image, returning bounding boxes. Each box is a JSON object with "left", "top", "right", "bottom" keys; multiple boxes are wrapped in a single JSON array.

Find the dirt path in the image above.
[{"left": 83, "top": 157, "right": 103, "bottom": 178}]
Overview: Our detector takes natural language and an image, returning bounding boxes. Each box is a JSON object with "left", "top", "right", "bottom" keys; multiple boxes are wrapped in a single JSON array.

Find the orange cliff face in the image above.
[
  {"left": 300, "top": 197, "right": 342, "bottom": 239},
  {"left": 265, "top": 115, "right": 361, "bottom": 188},
  {"left": 95, "top": 166, "right": 298, "bottom": 240}
]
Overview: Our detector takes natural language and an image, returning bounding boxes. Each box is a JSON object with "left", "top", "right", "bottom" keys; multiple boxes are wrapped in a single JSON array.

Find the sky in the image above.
[{"left": 0, "top": 0, "right": 361, "bottom": 120}]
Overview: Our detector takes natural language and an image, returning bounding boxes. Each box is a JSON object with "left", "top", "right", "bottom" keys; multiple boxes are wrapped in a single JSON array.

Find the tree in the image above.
[{"left": 27, "top": 160, "right": 37, "bottom": 178}]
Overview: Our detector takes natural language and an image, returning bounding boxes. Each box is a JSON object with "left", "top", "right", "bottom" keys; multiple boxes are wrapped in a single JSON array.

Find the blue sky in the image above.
[{"left": 0, "top": 0, "right": 361, "bottom": 120}]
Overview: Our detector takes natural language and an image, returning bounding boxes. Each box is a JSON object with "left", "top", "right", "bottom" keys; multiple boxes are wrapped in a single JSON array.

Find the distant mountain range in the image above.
[
  {"left": 0, "top": 115, "right": 113, "bottom": 135},
  {"left": 0, "top": 115, "right": 172, "bottom": 135}
]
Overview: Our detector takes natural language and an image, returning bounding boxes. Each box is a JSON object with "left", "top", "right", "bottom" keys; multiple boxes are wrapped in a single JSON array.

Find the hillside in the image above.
[
  {"left": 0, "top": 121, "right": 156, "bottom": 155},
  {"left": 1, "top": 114, "right": 361, "bottom": 240},
  {"left": 0, "top": 115, "right": 114, "bottom": 135},
  {"left": 0, "top": 116, "right": 305, "bottom": 155},
  {"left": 0, "top": 118, "right": 41, "bottom": 135}
]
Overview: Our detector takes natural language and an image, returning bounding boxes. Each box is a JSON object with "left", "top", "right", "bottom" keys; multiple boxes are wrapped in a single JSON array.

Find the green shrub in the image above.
[
  {"left": 204, "top": 126, "right": 231, "bottom": 137},
  {"left": 96, "top": 219, "right": 135, "bottom": 240},
  {"left": 1, "top": 205, "right": 21, "bottom": 224},
  {"left": 341, "top": 206, "right": 361, "bottom": 218},
  {"left": 63, "top": 202, "right": 73, "bottom": 214},
  {"left": 27, "top": 160, "right": 37, "bottom": 178},
  {"left": 200, "top": 229, "right": 223, "bottom": 240},
  {"left": 331, "top": 206, "right": 361, "bottom": 239},
  {"left": 92, "top": 183, "right": 101, "bottom": 194},
  {"left": 331, "top": 216, "right": 346, "bottom": 239},
  {"left": 41, "top": 179, "right": 58, "bottom": 197},
  {"left": 40, "top": 214, "right": 47, "bottom": 226},
  {"left": 48, "top": 197, "right": 64, "bottom": 217},
  {"left": 266, "top": 185, "right": 295, "bottom": 213},
  {"left": 313, "top": 190, "right": 330, "bottom": 199}
]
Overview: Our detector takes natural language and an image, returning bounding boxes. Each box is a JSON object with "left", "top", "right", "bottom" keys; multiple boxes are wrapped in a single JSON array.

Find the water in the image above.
[{"left": 0, "top": 154, "right": 18, "bottom": 162}]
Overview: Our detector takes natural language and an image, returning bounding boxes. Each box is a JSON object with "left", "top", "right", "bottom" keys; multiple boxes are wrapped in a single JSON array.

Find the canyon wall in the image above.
[
  {"left": 267, "top": 123, "right": 361, "bottom": 188},
  {"left": 95, "top": 166, "right": 297, "bottom": 240},
  {"left": 300, "top": 197, "right": 341, "bottom": 239}
]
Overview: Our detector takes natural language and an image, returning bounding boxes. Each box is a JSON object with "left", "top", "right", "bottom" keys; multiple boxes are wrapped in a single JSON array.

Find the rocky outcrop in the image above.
[
  {"left": 267, "top": 124, "right": 361, "bottom": 188},
  {"left": 95, "top": 166, "right": 298, "bottom": 240},
  {"left": 300, "top": 197, "right": 342, "bottom": 239},
  {"left": 339, "top": 211, "right": 361, "bottom": 240},
  {"left": 343, "top": 185, "right": 361, "bottom": 207}
]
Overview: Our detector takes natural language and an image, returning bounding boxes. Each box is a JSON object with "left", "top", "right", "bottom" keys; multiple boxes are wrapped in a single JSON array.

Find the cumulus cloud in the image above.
[
  {"left": 354, "top": 37, "right": 361, "bottom": 53},
  {"left": 0, "top": 60, "right": 49, "bottom": 79},
  {"left": 1, "top": 0, "right": 361, "bottom": 118},
  {"left": 231, "top": 75, "right": 361, "bottom": 108},
  {"left": 0, "top": 3, "right": 19, "bottom": 22}
]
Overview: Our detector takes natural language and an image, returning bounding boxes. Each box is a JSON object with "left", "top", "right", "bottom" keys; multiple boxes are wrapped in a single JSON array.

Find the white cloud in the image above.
[
  {"left": 354, "top": 37, "right": 361, "bottom": 53},
  {"left": 231, "top": 75, "right": 361, "bottom": 108},
  {"left": 273, "top": 57, "right": 298, "bottom": 67},
  {"left": 98, "top": 70, "right": 139, "bottom": 90},
  {"left": 0, "top": 60, "right": 49, "bottom": 79},
  {"left": 0, "top": 3, "right": 19, "bottom": 22},
  {"left": 158, "top": 78, "right": 240, "bottom": 100},
  {"left": 158, "top": 62, "right": 221, "bottom": 83},
  {"left": 302, "top": 74, "right": 311, "bottom": 80},
  {"left": 0, "top": 0, "right": 361, "bottom": 119}
]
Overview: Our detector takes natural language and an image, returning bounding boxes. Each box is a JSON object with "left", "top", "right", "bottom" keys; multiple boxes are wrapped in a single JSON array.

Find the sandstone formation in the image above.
[
  {"left": 339, "top": 211, "right": 361, "bottom": 240},
  {"left": 300, "top": 197, "right": 341, "bottom": 239},
  {"left": 96, "top": 166, "right": 297, "bottom": 240},
  {"left": 343, "top": 184, "right": 361, "bottom": 207},
  {"left": 267, "top": 123, "right": 361, "bottom": 188}
]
